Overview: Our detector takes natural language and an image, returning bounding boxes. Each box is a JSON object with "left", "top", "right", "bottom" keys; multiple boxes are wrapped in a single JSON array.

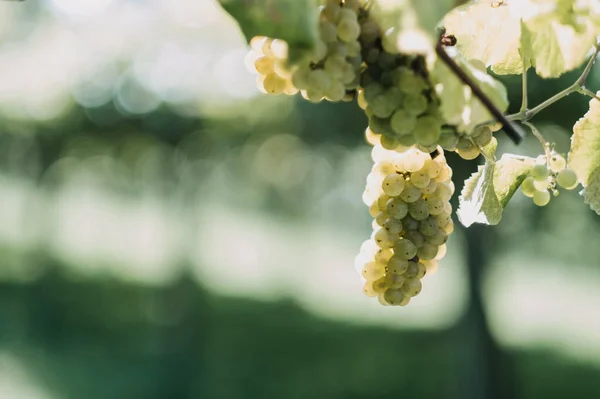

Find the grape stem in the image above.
[
  {"left": 507, "top": 42, "right": 600, "bottom": 122},
  {"left": 522, "top": 121, "right": 550, "bottom": 161},
  {"left": 519, "top": 56, "right": 528, "bottom": 113},
  {"left": 435, "top": 42, "right": 524, "bottom": 144}
]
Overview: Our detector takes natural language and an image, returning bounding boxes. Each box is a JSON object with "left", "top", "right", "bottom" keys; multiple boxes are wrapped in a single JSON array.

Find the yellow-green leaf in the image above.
[
  {"left": 443, "top": 0, "right": 600, "bottom": 77},
  {"left": 433, "top": 49, "right": 509, "bottom": 134},
  {"left": 583, "top": 168, "right": 600, "bottom": 215},
  {"left": 457, "top": 153, "right": 536, "bottom": 227},
  {"left": 569, "top": 93, "right": 600, "bottom": 186}
]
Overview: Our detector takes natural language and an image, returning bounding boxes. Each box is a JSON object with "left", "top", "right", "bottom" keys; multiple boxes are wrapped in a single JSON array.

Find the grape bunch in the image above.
[
  {"left": 521, "top": 152, "right": 579, "bottom": 206},
  {"left": 246, "top": 36, "right": 299, "bottom": 95},
  {"left": 355, "top": 143, "right": 455, "bottom": 306},
  {"left": 246, "top": 0, "right": 363, "bottom": 102}
]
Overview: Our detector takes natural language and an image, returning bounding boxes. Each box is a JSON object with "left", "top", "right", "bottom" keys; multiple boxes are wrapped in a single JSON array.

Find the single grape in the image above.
[
  {"left": 363, "top": 281, "right": 378, "bottom": 297},
  {"left": 549, "top": 153, "right": 567, "bottom": 172},
  {"left": 387, "top": 255, "right": 409, "bottom": 274},
  {"left": 530, "top": 164, "right": 549, "bottom": 181},
  {"left": 556, "top": 168, "right": 578, "bottom": 190},
  {"left": 410, "top": 170, "right": 431, "bottom": 188},
  {"left": 424, "top": 159, "right": 441, "bottom": 178},
  {"left": 375, "top": 211, "right": 387, "bottom": 226},
  {"left": 404, "top": 230, "right": 426, "bottom": 248},
  {"left": 385, "top": 273, "right": 405, "bottom": 289},
  {"left": 402, "top": 216, "right": 419, "bottom": 231},
  {"left": 384, "top": 218, "right": 403, "bottom": 235},
  {"left": 393, "top": 238, "right": 418, "bottom": 260},
  {"left": 390, "top": 110, "right": 417, "bottom": 136},
  {"left": 417, "top": 243, "right": 438, "bottom": 261},
  {"left": 399, "top": 182, "right": 422, "bottom": 203},
  {"left": 427, "top": 197, "right": 446, "bottom": 215},
  {"left": 408, "top": 199, "right": 430, "bottom": 221},
  {"left": 374, "top": 228, "right": 395, "bottom": 248},
  {"left": 401, "top": 278, "right": 423, "bottom": 297},
  {"left": 532, "top": 189, "right": 551, "bottom": 206},
  {"left": 383, "top": 288, "right": 405, "bottom": 305},
  {"left": 403, "top": 94, "right": 429, "bottom": 116},
  {"left": 362, "top": 262, "right": 385, "bottom": 280},
  {"left": 403, "top": 261, "right": 419, "bottom": 279},
  {"left": 386, "top": 197, "right": 409, "bottom": 219},
  {"left": 337, "top": 18, "right": 361, "bottom": 42},
  {"left": 419, "top": 217, "right": 439, "bottom": 237},
  {"left": 521, "top": 176, "right": 536, "bottom": 198}
]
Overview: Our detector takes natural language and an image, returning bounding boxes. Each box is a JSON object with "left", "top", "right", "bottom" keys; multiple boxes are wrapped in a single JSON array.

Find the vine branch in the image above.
[
  {"left": 520, "top": 57, "right": 528, "bottom": 113},
  {"left": 508, "top": 42, "right": 600, "bottom": 122},
  {"left": 435, "top": 42, "right": 524, "bottom": 144}
]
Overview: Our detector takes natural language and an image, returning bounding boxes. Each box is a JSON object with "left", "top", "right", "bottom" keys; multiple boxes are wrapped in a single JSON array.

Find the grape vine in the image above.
[{"left": 221, "top": 0, "right": 600, "bottom": 307}]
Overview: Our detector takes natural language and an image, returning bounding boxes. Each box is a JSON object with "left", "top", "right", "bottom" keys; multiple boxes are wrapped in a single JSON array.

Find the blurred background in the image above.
[{"left": 1, "top": 0, "right": 600, "bottom": 398}]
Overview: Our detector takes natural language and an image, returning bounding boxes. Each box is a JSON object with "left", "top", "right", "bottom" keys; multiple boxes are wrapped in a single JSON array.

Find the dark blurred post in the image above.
[{"left": 455, "top": 223, "right": 518, "bottom": 399}]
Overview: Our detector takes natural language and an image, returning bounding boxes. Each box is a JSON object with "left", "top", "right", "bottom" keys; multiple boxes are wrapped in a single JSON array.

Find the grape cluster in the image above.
[
  {"left": 521, "top": 152, "right": 579, "bottom": 206},
  {"left": 247, "top": 37, "right": 299, "bottom": 95},
  {"left": 355, "top": 143, "right": 455, "bottom": 306},
  {"left": 246, "top": 0, "right": 363, "bottom": 102}
]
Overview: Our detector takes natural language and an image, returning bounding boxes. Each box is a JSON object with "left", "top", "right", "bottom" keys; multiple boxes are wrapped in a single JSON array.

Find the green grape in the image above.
[
  {"left": 378, "top": 292, "right": 390, "bottom": 306},
  {"left": 390, "top": 110, "right": 417, "bottom": 136},
  {"left": 362, "top": 262, "right": 385, "bottom": 280},
  {"left": 369, "top": 116, "right": 392, "bottom": 135},
  {"left": 262, "top": 73, "right": 287, "bottom": 94},
  {"left": 533, "top": 178, "right": 549, "bottom": 191},
  {"left": 385, "top": 87, "right": 404, "bottom": 109},
  {"left": 377, "top": 194, "right": 391, "bottom": 210},
  {"left": 401, "top": 278, "right": 423, "bottom": 297},
  {"left": 338, "top": 8, "right": 357, "bottom": 22},
  {"left": 456, "top": 146, "right": 480, "bottom": 160},
  {"left": 549, "top": 153, "right": 567, "bottom": 172},
  {"left": 375, "top": 248, "right": 393, "bottom": 265},
  {"left": 427, "top": 229, "right": 448, "bottom": 246},
  {"left": 308, "top": 69, "right": 331, "bottom": 90},
  {"left": 404, "top": 230, "right": 425, "bottom": 248},
  {"left": 410, "top": 170, "right": 430, "bottom": 188},
  {"left": 380, "top": 135, "right": 401, "bottom": 150},
  {"left": 435, "top": 183, "right": 453, "bottom": 201},
  {"left": 393, "top": 238, "right": 417, "bottom": 260},
  {"left": 408, "top": 199, "right": 430, "bottom": 220},
  {"left": 375, "top": 161, "right": 396, "bottom": 177},
  {"left": 415, "top": 262, "right": 427, "bottom": 279},
  {"left": 402, "top": 216, "right": 419, "bottom": 231},
  {"left": 346, "top": 40, "right": 361, "bottom": 57},
  {"left": 424, "top": 159, "right": 441, "bottom": 178},
  {"left": 325, "top": 80, "right": 346, "bottom": 101},
  {"left": 337, "top": 18, "right": 361, "bottom": 42},
  {"left": 386, "top": 197, "right": 409, "bottom": 219},
  {"left": 291, "top": 68, "right": 310, "bottom": 90},
  {"left": 375, "top": 211, "right": 387, "bottom": 226},
  {"left": 324, "top": 55, "right": 347, "bottom": 78},
  {"left": 395, "top": 68, "right": 424, "bottom": 93},
  {"left": 363, "top": 281, "right": 378, "bottom": 297},
  {"left": 359, "top": 20, "right": 379, "bottom": 45},
  {"left": 374, "top": 228, "right": 395, "bottom": 248},
  {"left": 419, "top": 216, "right": 438, "bottom": 237},
  {"left": 370, "top": 94, "right": 395, "bottom": 118},
  {"left": 427, "top": 197, "right": 446, "bottom": 215},
  {"left": 320, "top": 21, "right": 338, "bottom": 43},
  {"left": 302, "top": 88, "right": 324, "bottom": 103},
  {"left": 254, "top": 56, "right": 274, "bottom": 74},
  {"left": 417, "top": 243, "right": 438, "bottom": 261},
  {"left": 384, "top": 218, "right": 403, "bottom": 235},
  {"left": 472, "top": 126, "right": 493, "bottom": 147},
  {"left": 372, "top": 277, "right": 387, "bottom": 293},
  {"left": 403, "top": 151, "right": 427, "bottom": 172},
  {"left": 328, "top": 41, "right": 348, "bottom": 57},
  {"left": 532, "top": 189, "right": 551, "bottom": 206},
  {"left": 382, "top": 173, "right": 405, "bottom": 196},
  {"left": 397, "top": 134, "right": 416, "bottom": 147},
  {"left": 403, "top": 94, "right": 428, "bottom": 116},
  {"left": 421, "top": 180, "right": 438, "bottom": 195},
  {"left": 530, "top": 164, "right": 549, "bottom": 181},
  {"left": 521, "top": 176, "right": 536, "bottom": 198},
  {"left": 556, "top": 168, "right": 578, "bottom": 189},
  {"left": 438, "top": 133, "right": 459, "bottom": 151},
  {"left": 403, "top": 261, "right": 419, "bottom": 279},
  {"left": 387, "top": 255, "right": 409, "bottom": 274},
  {"left": 434, "top": 212, "right": 451, "bottom": 228},
  {"left": 399, "top": 182, "right": 422, "bottom": 203},
  {"left": 320, "top": 3, "right": 340, "bottom": 21},
  {"left": 383, "top": 288, "right": 405, "bottom": 305},
  {"left": 368, "top": 201, "right": 379, "bottom": 217},
  {"left": 384, "top": 273, "right": 405, "bottom": 289}
]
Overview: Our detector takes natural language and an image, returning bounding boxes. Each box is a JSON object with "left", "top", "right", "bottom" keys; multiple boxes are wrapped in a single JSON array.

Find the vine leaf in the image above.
[
  {"left": 443, "top": 0, "right": 600, "bottom": 77},
  {"left": 569, "top": 92, "right": 600, "bottom": 214},
  {"left": 432, "top": 49, "right": 509, "bottom": 134},
  {"left": 218, "top": 0, "right": 318, "bottom": 60},
  {"left": 584, "top": 168, "right": 600, "bottom": 215},
  {"left": 457, "top": 153, "right": 536, "bottom": 227}
]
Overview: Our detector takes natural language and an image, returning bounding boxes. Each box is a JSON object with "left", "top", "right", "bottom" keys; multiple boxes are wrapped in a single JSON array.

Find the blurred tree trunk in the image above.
[{"left": 454, "top": 224, "right": 519, "bottom": 399}]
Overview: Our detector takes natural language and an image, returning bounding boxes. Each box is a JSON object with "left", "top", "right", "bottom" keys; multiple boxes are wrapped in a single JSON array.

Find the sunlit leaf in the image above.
[
  {"left": 443, "top": 0, "right": 600, "bottom": 77},
  {"left": 433, "top": 48, "right": 509, "bottom": 134},
  {"left": 457, "top": 153, "right": 535, "bottom": 227}
]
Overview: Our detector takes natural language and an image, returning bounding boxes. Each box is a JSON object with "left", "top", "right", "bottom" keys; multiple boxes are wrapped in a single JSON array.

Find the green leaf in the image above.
[
  {"left": 569, "top": 93, "right": 600, "bottom": 214},
  {"left": 219, "top": 0, "right": 318, "bottom": 59},
  {"left": 457, "top": 153, "right": 536, "bottom": 227},
  {"left": 569, "top": 93, "right": 600, "bottom": 186},
  {"left": 443, "top": 0, "right": 600, "bottom": 77},
  {"left": 583, "top": 168, "right": 600, "bottom": 215},
  {"left": 432, "top": 49, "right": 509, "bottom": 134}
]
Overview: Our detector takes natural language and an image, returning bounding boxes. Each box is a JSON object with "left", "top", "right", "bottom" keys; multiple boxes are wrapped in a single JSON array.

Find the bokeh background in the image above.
[{"left": 1, "top": 0, "right": 600, "bottom": 398}]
